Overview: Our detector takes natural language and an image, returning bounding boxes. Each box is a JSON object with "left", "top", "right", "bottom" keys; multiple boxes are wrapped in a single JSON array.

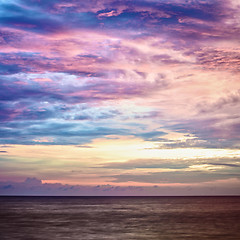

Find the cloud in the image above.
[
  {"left": 99, "top": 157, "right": 240, "bottom": 184},
  {"left": 100, "top": 158, "right": 189, "bottom": 170},
  {"left": 0, "top": 1, "right": 64, "bottom": 33},
  {"left": 0, "top": 0, "right": 239, "bottom": 190},
  {"left": 1, "top": 0, "right": 236, "bottom": 42},
  {"left": 75, "top": 145, "right": 94, "bottom": 148},
  {"left": 164, "top": 117, "right": 240, "bottom": 149},
  {"left": 100, "top": 157, "right": 240, "bottom": 170},
  {"left": 1, "top": 177, "right": 240, "bottom": 196},
  {"left": 194, "top": 48, "right": 240, "bottom": 71},
  {"left": 0, "top": 119, "right": 132, "bottom": 145},
  {"left": 197, "top": 90, "right": 240, "bottom": 114},
  {"left": 108, "top": 171, "right": 240, "bottom": 184},
  {"left": 24, "top": 177, "right": 42, "bottom": 186},
  {"left": 137, "top": 131, "right": 167, "bottom": 141},
  {"left": 0, "top": 68, "right": 171, "bottom": 145}
]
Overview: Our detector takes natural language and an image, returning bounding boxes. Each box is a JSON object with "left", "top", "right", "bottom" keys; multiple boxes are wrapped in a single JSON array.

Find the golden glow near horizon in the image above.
[{"left": 1, "top": 139, "right": 240, "bottom": 186}]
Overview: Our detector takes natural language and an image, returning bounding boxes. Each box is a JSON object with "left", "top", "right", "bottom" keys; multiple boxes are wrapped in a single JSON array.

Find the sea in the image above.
[{"left": 0, "top": 196, "right": 240, "bottom": 240}]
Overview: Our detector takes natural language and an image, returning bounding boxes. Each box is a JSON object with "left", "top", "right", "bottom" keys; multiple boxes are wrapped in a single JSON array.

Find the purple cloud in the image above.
[{"left": 1, "top": 177, "right": 239, "bottom": 196}]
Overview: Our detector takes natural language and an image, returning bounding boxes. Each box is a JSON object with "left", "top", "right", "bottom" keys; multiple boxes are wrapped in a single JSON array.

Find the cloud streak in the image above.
[{"left": 1, "top": 177, "right": 240, "bottom": 196}]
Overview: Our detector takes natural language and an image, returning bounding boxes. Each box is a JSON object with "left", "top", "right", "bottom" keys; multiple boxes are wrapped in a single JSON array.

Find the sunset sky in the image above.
[{"left": 0, "top": 0, "right": 240, "bottom": 195}]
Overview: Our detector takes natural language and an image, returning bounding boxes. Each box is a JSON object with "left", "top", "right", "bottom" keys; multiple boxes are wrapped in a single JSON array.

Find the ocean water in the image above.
[{"left": 0, "top": 196, "right": 240, "bottom": 240}]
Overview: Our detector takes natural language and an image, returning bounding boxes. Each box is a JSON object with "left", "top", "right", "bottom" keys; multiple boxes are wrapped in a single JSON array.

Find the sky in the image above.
[{"left": 0, "top": 0, "right": 240, "bottom": 196}]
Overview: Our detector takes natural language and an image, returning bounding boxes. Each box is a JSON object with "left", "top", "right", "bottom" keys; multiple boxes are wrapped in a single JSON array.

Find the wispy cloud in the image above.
[{"left": 99, "top": 157, "right": 240, "bottom": 183}]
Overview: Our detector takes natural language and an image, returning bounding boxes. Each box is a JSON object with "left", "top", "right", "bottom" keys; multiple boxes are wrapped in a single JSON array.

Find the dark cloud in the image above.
[
  {"left": 0, "top": 177, "right": 146, "bottom": 196},
  {"left": 100, "top": 158, "right": 188, "bottom": 170},
  {"left": 100, "top": 157, "right": 240, "bottom": 170},
  {"left": 193, "top": 49, "right": 240, "bottom": 71},
  {"left": 0, "top": 63, "right": 23, "bottom": 75},
  {"left": 165, "top": 117, "right": 240, "bottom": 149},
  {"left": 1, "top": 0, "right": 234, "bottom": 41},
  {"left": 210, "top": 163, "right": 240, "bottom": 168},
  {"left": 0, "top": 82, "right": 63, "bottom": 102},
  {"left": 24, "top": 177, "right": 42, "bottom": 186},
  {"left": 136, "top": 131, "right": 167, "bottom": 141},
  {"left": 108, "top": 171, "right": 240, "bottom": 184},
  {"left": 0, "top": 121, "right": 130, "bottom": 145},
  {"left": 75, "top": 145, "right": 94, "bottom": 148},
  {"left": 154, "top": 137, "right": 240, "bottom": 150},
  {"left": 0, "top": 1, "right": 64, "bottom": 33},
  {"left": 100, "top": 157, "right": 240, "bottom": 183},
  {"left": 74, "top": 109, "right": 121, "bottom": 121}
]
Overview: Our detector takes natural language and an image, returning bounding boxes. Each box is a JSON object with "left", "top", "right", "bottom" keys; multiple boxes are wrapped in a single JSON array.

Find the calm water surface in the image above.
[{"left": 0, "top": 196, "right": 240, "bottom": 239}]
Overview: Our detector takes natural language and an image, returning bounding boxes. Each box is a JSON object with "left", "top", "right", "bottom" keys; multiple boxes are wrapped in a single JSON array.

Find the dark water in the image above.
[{"left": 0, "top": 196, "right": 240, "bottom": 240}]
